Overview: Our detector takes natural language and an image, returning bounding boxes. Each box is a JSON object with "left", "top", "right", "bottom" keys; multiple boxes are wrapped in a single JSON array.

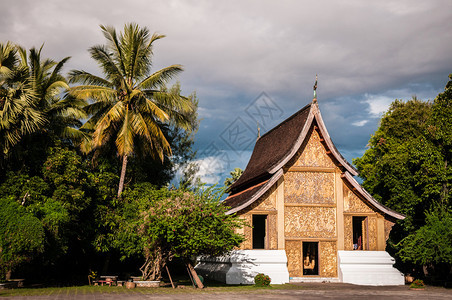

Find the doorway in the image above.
[
  {"left": 252, "top": 215, "right": 267, "bottom": 249},
  {"left": 302, "top": 242, "right": 319, "bottom": 275},
  {"left": 352, "top": 216, "right": 367, "bottom": 250}
]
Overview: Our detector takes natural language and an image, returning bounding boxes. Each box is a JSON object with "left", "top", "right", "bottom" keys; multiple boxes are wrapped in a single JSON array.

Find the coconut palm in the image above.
[
  {"left": 1, "top": 42, "right": 87, "bottom": 158},
  {"left": 0, "top": 42, "right": 43, "bottom": 155},
  {"left": 69, "top": 23, "right": 194, "bottom": 197},
  {"left": 23, "top": 45, "right": 86, "bottom": 141}
]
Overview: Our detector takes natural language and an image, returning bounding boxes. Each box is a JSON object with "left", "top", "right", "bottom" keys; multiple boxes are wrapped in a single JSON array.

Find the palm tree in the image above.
[
  {"left": 23, "top": 45, "right": 86, "bottom": 141},
  {"left": 69, "top": 23, "right": 194, "bottom": 197},
  {"left": 1, "top": 42, "right": 87, "bottom": 158},
  {"left": 0, "top": 42, "right": 43, "bottom": 155}
]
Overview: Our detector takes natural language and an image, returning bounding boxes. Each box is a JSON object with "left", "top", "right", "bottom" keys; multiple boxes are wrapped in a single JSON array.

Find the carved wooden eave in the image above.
[
  {"left": 225, "top": 169, "right": 283, "bottom": 215},
  {"left": 341, "top": 171, "right": 405, "bottom": 220}
]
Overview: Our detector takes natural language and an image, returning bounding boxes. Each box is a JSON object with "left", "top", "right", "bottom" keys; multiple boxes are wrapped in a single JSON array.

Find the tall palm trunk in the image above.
[{"left": 117, "top": 154, "right": 128, "bottom": 197}]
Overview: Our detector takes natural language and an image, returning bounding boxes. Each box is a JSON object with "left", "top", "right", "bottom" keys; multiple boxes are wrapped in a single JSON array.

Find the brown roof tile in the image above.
[
  {"left": 222, "top": 180, "right": 268, "bottom": 210},
  {"left": 229, "top": 103, "right": 311, "bottom": 193}
]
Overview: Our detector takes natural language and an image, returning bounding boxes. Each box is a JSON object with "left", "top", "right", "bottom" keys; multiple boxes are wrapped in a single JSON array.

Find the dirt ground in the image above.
[{"left": 1, "top": 282, "right": 451, "bottom": 299}]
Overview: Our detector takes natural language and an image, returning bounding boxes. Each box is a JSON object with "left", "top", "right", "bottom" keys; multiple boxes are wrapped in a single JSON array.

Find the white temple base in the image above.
[
  {"left": 195, "top": 250, "right": 290, "bottom": 284},
  {"left": 338, "top": 251, "right": 405, "bottom": 286}
]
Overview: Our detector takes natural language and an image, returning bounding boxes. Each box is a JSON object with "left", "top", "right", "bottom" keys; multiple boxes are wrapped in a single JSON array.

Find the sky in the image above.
[{"left": 2, "top": 0, "right": 451, "bottom": 185}]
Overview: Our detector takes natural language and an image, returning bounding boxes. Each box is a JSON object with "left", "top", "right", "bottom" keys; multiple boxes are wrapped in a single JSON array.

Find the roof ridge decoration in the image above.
[{"left": 313, "top": 74, "right": 318, "bottom": 103}]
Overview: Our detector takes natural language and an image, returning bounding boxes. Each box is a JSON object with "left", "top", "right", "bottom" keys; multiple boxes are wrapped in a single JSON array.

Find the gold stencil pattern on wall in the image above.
[
  {"left": 245, "top": 184, "right": 277, "bottom": 212},
  {"left": 285, "top": 206, "right": 336, "bottom": 238},
  {"left": 240, "top": 214, "right": 252, "bottom": 250},
  {"left": 320, "top": 241, "right": 337, "bottom": 277},
  {"left": 343, "top": 183, "right": 374, "bottom": 213},
  {"left": 344, "top": 215, "right": 353, "bottom": 250},
  {"left": 284, "top": 172, "right": 334, "bottom": 204},
  {"left": 384, "top": 219, "right": 395, "bottom": 242},
  {"left": 368, "top": 217, "right": 378, "bottom": 250},
  {"left": 292, "top": 129, "right": 336, "bottom": 168},
  {"left": 268, "top": 214, "right": 278, "bottom": 249},
  {"left": 286, "top": 240, "right": 302, "bottom": 277}
]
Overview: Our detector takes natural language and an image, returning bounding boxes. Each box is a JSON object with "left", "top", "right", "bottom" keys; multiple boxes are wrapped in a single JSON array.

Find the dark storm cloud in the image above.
[{"left": 1, "top": 0, "right": 451, "bottom": 183}]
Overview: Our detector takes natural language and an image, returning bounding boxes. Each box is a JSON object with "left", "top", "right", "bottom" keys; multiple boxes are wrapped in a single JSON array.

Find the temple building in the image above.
[{"left": 196, "top": 93, "right": 405, "bottom": 286}]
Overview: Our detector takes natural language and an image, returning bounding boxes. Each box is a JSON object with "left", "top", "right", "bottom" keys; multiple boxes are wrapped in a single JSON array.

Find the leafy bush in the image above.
[
  {"left": 397, "top": 210, "right": 452, "bottom": 266},
  {"left": 254, "top": 273, "right": 271, "bottom": 287},
  {"left": 410, "top": 279, "right": 425, "bottom": 289}
]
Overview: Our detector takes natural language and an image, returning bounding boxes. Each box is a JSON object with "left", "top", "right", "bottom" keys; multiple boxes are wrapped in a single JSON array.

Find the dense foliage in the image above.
[
  {"left": 398, "top": 210, "right": 452, "bottom": 266},
  {"left": 0, "top": 197, "right": 44, "bottom": 280}
]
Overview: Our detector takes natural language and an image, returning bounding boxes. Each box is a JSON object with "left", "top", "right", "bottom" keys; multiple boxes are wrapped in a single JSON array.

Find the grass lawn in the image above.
[{"left": 0, "top": 282, "right": 303, "bottom": 297}]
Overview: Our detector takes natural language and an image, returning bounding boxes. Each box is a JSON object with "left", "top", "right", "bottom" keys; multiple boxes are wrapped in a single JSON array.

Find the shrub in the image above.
[
  {"left": 410, "top": 279, "right": 425, "bottom": 289},
  {"left": 254, "top": 273, "right": 271, "bottom": 287}
]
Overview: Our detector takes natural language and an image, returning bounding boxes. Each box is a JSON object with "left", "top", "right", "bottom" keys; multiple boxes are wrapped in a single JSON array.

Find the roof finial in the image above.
[
  {"left": 257, "top": 121, "right": 261, "bottom": 140},
  {"left": 313, "top": 74, "right": 318, "bottom": 103}
]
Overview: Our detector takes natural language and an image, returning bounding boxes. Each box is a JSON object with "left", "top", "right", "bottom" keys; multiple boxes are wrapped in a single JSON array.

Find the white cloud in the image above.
[
  {"left": 194, "top": 156, "right": 225, "bottom": 185},
  {"left": 363, "top": 94, "right": 394, "bottom": 117},
  {"left": 352, "top": 120, "right": 369, "bottom": 127}
]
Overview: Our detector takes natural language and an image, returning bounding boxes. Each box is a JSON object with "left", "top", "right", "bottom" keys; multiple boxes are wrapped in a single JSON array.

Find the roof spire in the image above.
[
  {"left": 313, "top": 74, "right": 318, "bottom": 103},
  {"left": 257, "top": 121, "right": 261, "bottom": 140}
]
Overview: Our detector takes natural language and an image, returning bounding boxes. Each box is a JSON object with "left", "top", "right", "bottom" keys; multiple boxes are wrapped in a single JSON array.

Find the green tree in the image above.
[
  {"left": 354, "top": 74, "right": 452, "bottom": 279},
  {"left": 353, "top": 98, "right": 433, "bottom": 231},
  {"left": 0, "top": 197, "right": 45, "bottom": 280},
  {"left": 427, "top": 74, "right": 452, "bottom": 210},
  {"left": 69, "top": 23, "right": 194, "bottom": 197},
  {"left": 116, "top": 184, "right": 244, "bottom": 283},
  {"left": 224, "top": 167, "right": 243, "bottom": 188},
  {"left": 397, "top": 209, "right": 452, "bottom": 268}
]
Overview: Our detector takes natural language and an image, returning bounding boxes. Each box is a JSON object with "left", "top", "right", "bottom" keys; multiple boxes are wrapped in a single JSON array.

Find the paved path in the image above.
[{"left": 1, "top": 283, "right": 451, "bottom": 299}]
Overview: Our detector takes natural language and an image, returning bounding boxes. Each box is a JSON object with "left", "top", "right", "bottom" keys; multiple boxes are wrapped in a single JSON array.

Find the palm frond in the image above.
[
  {"left": 138, "top": 65, "right": 183, "bottom": 90},
  {"left": 149, "top": 90, "right": 194, "bottom": 115},
  {"left": 69, "top": 86, "right": 116, "bottom": 102},
  {"left": 68, "top": 70, "right": 113, "bottom": 87},
  {"left": 100, "top": 24, "right": 126, "bottom": 75},
  {"left": 48, "top": 56, "right": 70, "bottom": 85},
  {"left": 141, "top": 96, "right": 169, "bottom": 121},
  {"left": 92, "top": 101, "right": 125, "bottom": 147},
  {"left": 88, "top": 45, "right": 125, "bottom": 85},
  {"left": 115, "top": 107, "right": 134, "bottom": 156}
]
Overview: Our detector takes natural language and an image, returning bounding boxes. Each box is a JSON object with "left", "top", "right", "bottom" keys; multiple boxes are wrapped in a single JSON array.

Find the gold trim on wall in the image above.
[
  {"left": 285, "top": 203, "right": 336, "bottom": 208},
  {"left": 286, "top": 237, "right": 337, "bottom": 241},
  {"left": 343, "top": 212, "right": 377, "bottom": 216},
  {"left": 287, "top": 166, "right": 336, "bottom": 173},
  {"left": 249, "top": 210, "right": 277, "bottom": 214}
]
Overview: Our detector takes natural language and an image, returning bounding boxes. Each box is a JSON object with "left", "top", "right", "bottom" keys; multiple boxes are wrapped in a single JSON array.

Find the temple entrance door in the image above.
[
  {"left": 286, "top": 240, "right": 320, "bottom": 277},
  {"left": 352, "top": 216, "right": 368, "bottom": 250},
  {"left": 252, "top": 215, "right": 267, "bottom": 249},
  {"left": 302, "top": 242, "right": 319, "bottom": 275}
]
